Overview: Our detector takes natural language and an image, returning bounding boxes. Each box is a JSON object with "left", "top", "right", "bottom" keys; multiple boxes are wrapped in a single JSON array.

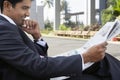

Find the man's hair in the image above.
[{"left": 0, "top": 0, "right": 34, "bottom": 12}]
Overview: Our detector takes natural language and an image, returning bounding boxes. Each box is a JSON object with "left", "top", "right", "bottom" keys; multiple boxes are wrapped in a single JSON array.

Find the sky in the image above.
[
  {"left": 66, "top": 0, "right": 85, "bottom": 13},
  {"left": 36, "top": 0, "right": 99, "bottom": 22},
  {"left": 66, "top": 0, "right": 99, "bottom": 22},
  {"left": 64, "top": 0, "right": 99, "bottom": 13},
  {"left": 65, "top": 0, "right": 85, "bottom": 22},
  {"left": 43, "top": 0, "right": 86, "bottom": 22}
]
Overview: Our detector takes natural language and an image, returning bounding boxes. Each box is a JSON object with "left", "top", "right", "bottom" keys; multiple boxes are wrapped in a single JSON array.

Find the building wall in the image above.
[
  {"left": 30, "top": 0, "right": 37, "bottom": 20},
  {"left": 30, "top": 0, "right": 44, "bottom": 30},
  {"left": 53, "top": 0, "right": 60, "bottom": 30},
  {"left": 37, "top": 6, "right": 44, "bottom": 30}
]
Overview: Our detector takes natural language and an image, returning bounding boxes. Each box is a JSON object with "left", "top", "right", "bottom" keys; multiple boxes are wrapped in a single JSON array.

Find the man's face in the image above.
[{"left": 7, "top": 0, "right": 32, "bottom": 26}]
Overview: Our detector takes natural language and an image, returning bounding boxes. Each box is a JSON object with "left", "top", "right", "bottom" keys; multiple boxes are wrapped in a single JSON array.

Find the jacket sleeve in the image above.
[
  {"left": 0, "top": 23, "right": 82, "bottom": 78},
  {"left": 34, "top": 42, "right": 48, "bottom": 56}
]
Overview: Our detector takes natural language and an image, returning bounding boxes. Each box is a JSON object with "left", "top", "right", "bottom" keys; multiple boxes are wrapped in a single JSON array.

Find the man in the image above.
[{"left": 0, "top": 0, "right": 107, "bottom": 80}]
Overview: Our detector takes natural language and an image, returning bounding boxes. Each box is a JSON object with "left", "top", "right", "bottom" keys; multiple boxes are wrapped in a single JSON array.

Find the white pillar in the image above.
[
  {"left": 84, "top": 0, "right": 96, "bottom": 26},
  {"left": 37, "top": 6, "right": 44, "bottom": 30},
  {"left": 30, "top": 0, "right": 44, "bottom": 30},
  {"left": 30, "top": 0, "right": 37, "bottom": 20},
  {"left": 84, "top": 0, "right": 88, "bottom": 25},
  {"left": 53, "top": 0, "right": 60, "bottom": 31}
]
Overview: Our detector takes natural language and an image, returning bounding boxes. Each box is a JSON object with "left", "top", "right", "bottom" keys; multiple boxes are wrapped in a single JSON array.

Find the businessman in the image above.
[{"left": 0, "top": 0, "right": 108, "bottom": 80}]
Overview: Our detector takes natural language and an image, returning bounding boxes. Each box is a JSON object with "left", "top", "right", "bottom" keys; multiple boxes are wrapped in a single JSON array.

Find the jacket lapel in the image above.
[{"left": 17, "top": 27, "right": 38, "bottom": 53}]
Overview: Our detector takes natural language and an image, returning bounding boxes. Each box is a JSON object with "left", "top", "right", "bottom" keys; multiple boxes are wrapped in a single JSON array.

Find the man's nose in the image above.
[{"left": 25, "top": 10, "right": 30, "bottom": 17}]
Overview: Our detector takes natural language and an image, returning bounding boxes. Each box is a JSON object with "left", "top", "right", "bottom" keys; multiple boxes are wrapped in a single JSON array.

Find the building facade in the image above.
[{"left": 30, "top": 0, "right": 107, "bottom": 30}]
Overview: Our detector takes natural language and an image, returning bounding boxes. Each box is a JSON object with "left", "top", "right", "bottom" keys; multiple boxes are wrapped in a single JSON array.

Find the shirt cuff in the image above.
[
  {"left": 80, "top": 54, "right": 94, "bottom": 71},
  {"left": 35, "top": 38, "right": 46, "bottom": 47}
]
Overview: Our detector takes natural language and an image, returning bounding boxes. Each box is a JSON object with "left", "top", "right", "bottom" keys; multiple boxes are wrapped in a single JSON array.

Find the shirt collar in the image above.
[{"left": 0, "top": 13, "right": 16, "bottom": 25}]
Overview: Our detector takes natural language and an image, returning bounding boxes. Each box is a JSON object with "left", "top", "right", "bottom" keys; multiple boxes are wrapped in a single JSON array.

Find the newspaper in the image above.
[
  {"left": 50, "top": 19, "right": 120, "bottom": 80},
  {"left": 78, "top": 19, "right": 120, "bottom": 54}
]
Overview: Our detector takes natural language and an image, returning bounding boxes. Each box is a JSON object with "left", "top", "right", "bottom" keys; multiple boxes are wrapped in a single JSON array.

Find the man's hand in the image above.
[
  {"left": 21, "top": 19, "right": 41, "bottom": 40},
  {"left": 82, "top": 42, "right": 108, "bottom": 63}
]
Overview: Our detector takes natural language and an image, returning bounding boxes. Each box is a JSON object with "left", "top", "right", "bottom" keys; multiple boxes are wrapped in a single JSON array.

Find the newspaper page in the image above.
[
  {"left": 50, "top": 19, "right": 120, "bottom": 80},
  {"left": 78, "top": 19, "right": 120, "bottom": 54}
]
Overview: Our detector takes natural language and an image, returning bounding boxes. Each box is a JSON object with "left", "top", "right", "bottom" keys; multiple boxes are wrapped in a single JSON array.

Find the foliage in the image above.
[
  {"left": 59, "top": 24, "right": 71, "bottom": 30},
  {"left": 44, "top": 20, "right": 53, "bottom": 31},
  {"left": 101, "top": 9, "right": 113, "bottom": 25},
  {"left": 61, "top": 0, "right": 71, "bottom": 21},
  {"left": 83, "top": 24, "right": 100, "bottom": 31},
  {"left": 44, "top": 0, "right": 53, "bottom": 8},
  {"left": 64, "top": 20, "right": 76, "bottom": 28},
  {"left": 60, "top": 0, "right": 67, "bottom": 11},
  {"left": 41, "top": 30, "right": 51, "bottom": 34},
  {"left": 101, "top": 0, "right": 120, "bottom": 25}
]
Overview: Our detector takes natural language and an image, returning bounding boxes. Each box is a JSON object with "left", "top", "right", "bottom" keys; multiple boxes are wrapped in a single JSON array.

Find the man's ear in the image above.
[{"left": 3, "top": 1, "right": 12, "bottom": 12}]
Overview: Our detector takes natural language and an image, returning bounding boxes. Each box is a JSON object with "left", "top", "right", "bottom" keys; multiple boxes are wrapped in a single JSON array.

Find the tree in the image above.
[
  {"left": 101, "top": 0, "right": 120, "bottom": 25},
  {"left": 44, "top": 0, "right": 53, "bottom": 8},
  {"left": 60, "top": 0, "right": 71, "bottom": 21}
]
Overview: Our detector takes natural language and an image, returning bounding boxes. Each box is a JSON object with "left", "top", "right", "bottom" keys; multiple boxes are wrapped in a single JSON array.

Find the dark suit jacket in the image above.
[
  {"left": 0, "top": 15, "right": 82, "bottom": 80},
  {"left": 65, "top": 53, "right": 120, "bottom": 80}
]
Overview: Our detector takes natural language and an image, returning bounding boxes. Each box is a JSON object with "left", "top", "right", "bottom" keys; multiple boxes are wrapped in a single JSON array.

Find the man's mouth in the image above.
[{"left": 24, "top": 17, "right": 30, "bottom": 20}]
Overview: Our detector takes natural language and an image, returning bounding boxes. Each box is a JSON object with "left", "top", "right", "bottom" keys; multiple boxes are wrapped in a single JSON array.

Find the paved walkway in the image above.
[
  {"left": 28, "top": 32, "right": 120, "bottom": 60},
  {"left": 43, "top": 34, "right": 120, "bottom": 60}
]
